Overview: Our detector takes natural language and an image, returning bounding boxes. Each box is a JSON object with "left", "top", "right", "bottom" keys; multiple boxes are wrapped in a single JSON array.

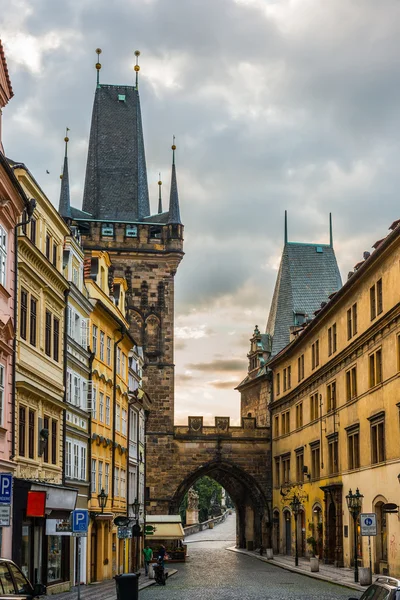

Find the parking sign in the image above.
[
  {"left": 0, "top": 474, "right": 12, "bottom": 504},
  {"left": 360, "top": 513, "right": 377, "bottom": 536},
  {"left": 72, "top": 509, "right": 89, "bottom": 536}
]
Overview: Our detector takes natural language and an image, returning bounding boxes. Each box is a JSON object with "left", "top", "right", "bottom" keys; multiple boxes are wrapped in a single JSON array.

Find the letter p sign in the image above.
[{"left": 0, "top": 474, "right": 12, "bottom": 504}]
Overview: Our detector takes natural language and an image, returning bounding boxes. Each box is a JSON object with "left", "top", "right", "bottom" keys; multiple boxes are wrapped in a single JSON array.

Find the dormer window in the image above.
[
  {"left": 101, "top": 224, "right": 114, "bottom": 237},
  {"left": 126, "top": 225, "right": 138, "bottom": 238}
]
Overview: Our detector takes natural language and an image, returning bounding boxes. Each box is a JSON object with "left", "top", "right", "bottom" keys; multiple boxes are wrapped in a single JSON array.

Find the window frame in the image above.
[{"left": 0, "top": 225, "right": 7, "bottom": 287}]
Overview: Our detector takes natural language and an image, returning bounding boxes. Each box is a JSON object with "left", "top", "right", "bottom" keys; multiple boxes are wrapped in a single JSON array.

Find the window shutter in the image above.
[
  {"left": 66, "top": 370, "right": 72, "bottom": 403},
  {"left": 81, "top": 380, "right": 87, "bottom": 410},
  {"left": 67, "top": 306, "right": 73, "bottom": 338},
  {"left": 81, "top": 319, "right": 88, "bottom": 349}
]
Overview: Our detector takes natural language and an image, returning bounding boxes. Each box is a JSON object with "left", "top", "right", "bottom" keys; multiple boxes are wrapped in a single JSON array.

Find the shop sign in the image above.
[
  {"left": 46, "top": 519, "right": 72, "bottom": 536},
  {"left": 26, "top": 491, "right": 46, "bottom": 517},
  {"left": 117, "top": 527, "right": 132, "bottom": 539},
  {"left": 0, "top": 505, "right": 11, "bottom": 526},
  {"left": 360, "top": 513, "right": 377, "bottom": 536}
]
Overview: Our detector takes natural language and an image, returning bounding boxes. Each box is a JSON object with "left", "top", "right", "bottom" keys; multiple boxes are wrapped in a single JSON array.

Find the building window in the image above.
[
  {"left": 327, "top": 381, "right": 336, "bottom": 412},
  {"left": 311, "top": 443, "right": 320, "bottom": 480},
  {"left": 99, "top": 392, "right": 104, "bottom": 422},
  {"left": 371, "top": 416, "right": 385, "bottom": 464},
  {"left": 311, "top": 339, "right": 319, "bottom": 370},
  {"left": 80, "top": 445, "right": 86, "bottom": 480},
  {"left": 347, "top": 427, "right": 360, "bottom": 470},
  {"left": 107, "top": 337, "right": 111, "bottom": 366},
  {"left": 114, "top": 467, "right": 120, "bottom": 497},
  {"left": 295, "top": 403, "right": 303, "bottom": 428},
  {"left": 328, "top": 435, "right": 339, "bottom": 475},
  {"left": 43, "top": 416, "right": 49, "bottom": 463},
  {"left": 116, "top": 404, "right": 120, "bottom": 432},
  {"left": 73, "top": 442, "right": 79, "bottom": 478},
  {"left": 45, "top": 234, "right": 51, "bottom": 259},
  {"left": 370, "top": 285, "right": 376, "bottom": 321},
  {"left": 347, "top": 303, "right": 358, "bottom": 340},
  {"left": 122, "top": 353, "right": 126, "bottom": 379},
  {"left": 92, "top": 325, "right": 98, "bottom": 355},
  {"left": 65, "top": 439, "right": 72, "bottom": 478},
  {"left": 122, "top": 409, "right": 127, "bottom": 436},
  {"left": 98, "top": 461, "right": 103, "bottom": 494},
  {"left": 298, "top": 354, "right": 305, "bottom": 382},
  {"left": 101, "top": 223, "right": 114, "bottom": 237},
  {"left": 0, "top": 225, "right": 6, "bottom": 287},
  {"left": 100, "top": 331, "right": 105, "bottom": 361},
  {"left": 30, "top": 219, "right": 36, "bottom": 245},
  {"left": 106, "top": 396, "right": 110, "bottom": 426},
  {"left": 328, "top": 323, "right": 337, "bottom": 356},
  {"left": 370, "top": 279, "right": 383, "bottom": 320},
  {"left": 45, "top": 310, "right": 52, "bottom": 356},
  {"left": 91, "top": 459, "right": 96, "bottom": 493},
  {"left": 117, "top": 347, "right": 121, "bottom": 375},
  {"left": 346, "top": 366, "right": 357, "bottom": 401},
  {"left": 377, "top": 279, "right": 383, "bottom": 314},
  {"left": 53, "top": 317, "right": 59, "bottom": 362},
  {"left": 275, "top": 457, "right": 280, "bottom": 487},
  {"left": 28, "top": 409, "right": 35, "bottom": 460},
  {"left": 281, "top": 411, "right": 290, "bottom": 435},
  {"left": 296, "top": 451, "right": 304, "bottom": 483},
  {"left": 92, "top": 386, "right": 97, "bottom": 420},
  {"left": 369, "top": 349, "right": 382, "bottom": 388},
  {"left": 20, "top": 290, "right": 28, "bottom": 340},
  {"left": 274, "top": 415, "right": 279, "bottom": 437},
  {"left": 282, "top": 455, "right": 290, "bottom": 484},
  {"left": 105, "top": 463, "right": 109, "bottom": 494},
  {"left": 52, "top": 244, "right": 57, "bottom": 267},
  {"left": 310, "top": 392, "right": 319, "bottom": 421},
  {"left": 0, "top": 365, "right": 3, "bottom": 426},
  {"left": 51, "top": 420, "right": 57, "bottom": 464},
  {"left": 29, "top": 297, "right": 37, "bottom": 346},
  {"left": 19, "top": 406, "right": 26, "bottom": 456},
  {"left": 120, "top": 470, "right": 126, "bottom": 499},
  {"left": 276, "top": 373, "right": 281, "bottom": 396},
  {"left": 125, "top": 225, "right": 138, "bottom": 238}
]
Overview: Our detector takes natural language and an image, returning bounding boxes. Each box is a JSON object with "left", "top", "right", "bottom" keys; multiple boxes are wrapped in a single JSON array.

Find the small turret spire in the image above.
[
  {"left": 329, "top": 212, "right": 333, "bottom": 247},
  {"left": 168, "top": 136, "right": 181, "bottom": 224},
  {"left": 158, "top": 173, "right": 163, "bottom": 214},
  {"left": 134, "top": 50, "right": 140, "bottom": 89},
  {"left": 59, "top": 128, "right": 71, "bottom": 218},
  {"left": 284, "top": 210, "right": 288, "bottom": 245},
  {"left": 95, "top": 48, "right": 102, "bottom": 88}
]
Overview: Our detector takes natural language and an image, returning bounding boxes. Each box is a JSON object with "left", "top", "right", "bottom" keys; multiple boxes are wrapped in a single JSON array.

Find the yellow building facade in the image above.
[
  {"left": 270, "top": 220, "right": 400, "bottom": 576},
  {"left": 12, "top": 164, "right": 74, "bottom": 593},
  {"left": 85, "top": 251, "right": 133, "bottom": 582}
]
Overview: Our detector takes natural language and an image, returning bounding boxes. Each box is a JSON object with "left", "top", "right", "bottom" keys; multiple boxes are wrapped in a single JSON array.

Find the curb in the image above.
[
  {"left": 139, "top": 568, "right": 178, "bottom": 590},
  {"left": 226, "top": 547, "right": 365, "bottom": 593}
]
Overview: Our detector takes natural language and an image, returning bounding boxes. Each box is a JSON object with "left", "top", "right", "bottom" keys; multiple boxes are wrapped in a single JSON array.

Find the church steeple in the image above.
[
  {"left": 82, "top": 49, "right": 150, "bottom": 221},
  {"left": 167, "top": 138, "right": 181, "bottom": 224},
  {"left": 58, "top": 128, "right": 71, "bottom": 218}
]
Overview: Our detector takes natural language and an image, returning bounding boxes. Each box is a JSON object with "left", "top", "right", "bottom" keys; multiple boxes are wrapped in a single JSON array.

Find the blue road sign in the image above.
[
  {"left": 72, "top": 509, "right": 89, "bottom": 533},
  {"left": 0, "top": 474, "right": 12, "bottom": 504}
]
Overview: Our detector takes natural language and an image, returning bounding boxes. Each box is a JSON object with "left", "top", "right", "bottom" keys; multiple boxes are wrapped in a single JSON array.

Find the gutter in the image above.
[
  {"left": 11, "top": 198, "right": 36, "bottom": 460},
  {"left": 111, "top": 327, "right": 125, "bottom": 508}
]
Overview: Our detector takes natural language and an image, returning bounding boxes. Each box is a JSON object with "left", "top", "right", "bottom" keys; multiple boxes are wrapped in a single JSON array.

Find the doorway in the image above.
[
  {"left": 273, "top": 511, "right": 280, "bottom": 554},
  {"left": 90, "top": 524, "right": 97, "bottom": 582},
  {"left": 284, "top": 511, "right": 291, "bottom": 555},
  {"left": 374, "top": 501, "right": 388, "bottom": 573},
  {"left": 327, "top": 502, "right": 336, "bottom": 563}
]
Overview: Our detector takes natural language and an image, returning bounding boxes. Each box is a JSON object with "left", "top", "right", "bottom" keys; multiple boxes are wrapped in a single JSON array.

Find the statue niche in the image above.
[
  {"left": 144, "top": 314, "right": 161, "bottom": 357},
  {"left": 186, "top": 488, "right": 199, "bottom": 526}
]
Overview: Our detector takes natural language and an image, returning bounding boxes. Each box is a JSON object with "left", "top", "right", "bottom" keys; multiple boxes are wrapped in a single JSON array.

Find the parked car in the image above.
[
  {"left": 0, "top": 559, "right": 45, "bottom": 599},
  {"left": 349, "top": 576, "right": 400, "bottom": 600}
]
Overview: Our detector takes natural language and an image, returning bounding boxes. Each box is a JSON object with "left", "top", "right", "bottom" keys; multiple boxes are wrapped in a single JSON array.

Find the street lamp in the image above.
[
  {"left": 346, "top": 488, "right": 364, "bottom": 583},
  {"left": 97, "top": 488, "right": 108, "bottom": 514},
  {"left": 131, "top": 497, "right": 140, "bottom": 520},
  {"left": 291, "top": 494, "right": 302, "bottom": 567}
]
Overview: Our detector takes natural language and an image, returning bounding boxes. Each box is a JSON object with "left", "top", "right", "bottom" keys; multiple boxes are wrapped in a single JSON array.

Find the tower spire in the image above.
[
  {"left": 59, "top": 128, "right": 71, "bottom": 218},
  {"left": 158, "top": 173, "right": 163, "bottom": 214},
  {"left": 95, "top": 48, "right": 102, "bottom": 88},
  {"left": 134, "top": 50, "right": 140, "bottom": 89},
  {"left": 168, "top": 137, "right": 181, "bottom": 224},
  {"left": 284, "top": 210, "right": 288, "bottom": 245},
  {"left": 329, "top": 212, "right": 333, "bottom": 247}
]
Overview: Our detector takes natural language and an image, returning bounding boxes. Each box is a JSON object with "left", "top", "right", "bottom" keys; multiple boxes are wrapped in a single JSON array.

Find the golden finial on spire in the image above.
[
  {"left": 134, "top": 50, "right": 140, "bottom": 88},
  {"left": 96, "top": 48, "right": 102, "bottom": 87},
  {"left": 171, "top": 135, "right": 176, "bottom": 165},
  {"left": 64, "top": 126, "right": 70, "bottom": 144},
  {"left": 158, "top": 172, "right": 162, "bottom": 186}
]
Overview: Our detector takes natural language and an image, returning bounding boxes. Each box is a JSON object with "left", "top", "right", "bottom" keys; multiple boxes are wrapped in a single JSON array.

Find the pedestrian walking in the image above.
[{"left": 142, "top": 545, "right": 153, "bottom": 576}]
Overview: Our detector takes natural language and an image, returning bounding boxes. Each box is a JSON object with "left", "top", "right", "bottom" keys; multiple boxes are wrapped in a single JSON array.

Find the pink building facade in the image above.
[{"left": 0, "top": 40, "right": 27, "bottom": 558}]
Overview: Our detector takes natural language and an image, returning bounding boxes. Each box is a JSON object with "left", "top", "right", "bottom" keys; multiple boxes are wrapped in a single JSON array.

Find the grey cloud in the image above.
[
  {"left": 187, "top": 359, "right": 247, "bottom": 373},
  {"left": 208, "top": 380, "right": 239, "bottom": 390}
]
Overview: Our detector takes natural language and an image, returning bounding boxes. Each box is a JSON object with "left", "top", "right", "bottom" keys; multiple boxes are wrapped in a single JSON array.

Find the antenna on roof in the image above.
[
  {"left": 134, "top": 50, "right": 140, "bottom": 88},
  {"left": 284, "top": 210, "right": 288, "bottom": 245},
  {"left": 95, "top": 48, "right": 102, "bottom": 88},
  {"left": 329, "top": 212, "right": 333, "bottom": 247}
]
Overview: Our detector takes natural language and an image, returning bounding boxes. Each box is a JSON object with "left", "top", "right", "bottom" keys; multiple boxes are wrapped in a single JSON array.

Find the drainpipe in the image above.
[
  {"left": 11, "top": 199, "right": 36, "bottom": 460},
  {"left": 87, "top": 350, "right": 95, "bottom": 502},
  {"left": 62, "top": 288, "right": 70, "bottom": 485},
  {"left": 111, "top": 328, "right": 125, "bottom": 508}
]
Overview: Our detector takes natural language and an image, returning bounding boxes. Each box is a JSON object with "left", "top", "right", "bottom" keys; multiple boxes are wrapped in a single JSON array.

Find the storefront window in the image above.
[
  {"left": 21, "top": 525, "right": 30, "bottom": 578},
  {"left": 47, "top": 536, "right": 62, "bottom": 582}
]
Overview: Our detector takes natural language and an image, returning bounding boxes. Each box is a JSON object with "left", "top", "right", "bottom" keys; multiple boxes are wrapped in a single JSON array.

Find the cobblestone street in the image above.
[{"left": 143, "top": 514, "right": 360, "bottom": 600}]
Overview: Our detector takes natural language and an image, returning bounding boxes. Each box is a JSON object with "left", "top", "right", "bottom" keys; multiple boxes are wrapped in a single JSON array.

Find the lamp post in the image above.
[
  {"left": 98, "top": 488, "right": 108, "bottom": 514},
  {"left": 346, "top": 488, "right": 363, "bottom": 583},
  {"left": 131, "top": 498, "right": 141, "bottom": 572},
  {"left": 291, "top": 494, "right": 301, "bottom": 567}
]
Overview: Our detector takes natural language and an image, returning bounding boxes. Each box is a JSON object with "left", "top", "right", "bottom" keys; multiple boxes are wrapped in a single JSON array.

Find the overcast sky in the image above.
[{"left": 3, "top": 0, "right": 400, "bottom": 424}]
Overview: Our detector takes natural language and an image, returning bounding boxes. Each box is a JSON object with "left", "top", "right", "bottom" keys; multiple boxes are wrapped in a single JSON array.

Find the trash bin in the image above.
[{"left": 114, "top": 573, "right": 140, "bottom": 600}]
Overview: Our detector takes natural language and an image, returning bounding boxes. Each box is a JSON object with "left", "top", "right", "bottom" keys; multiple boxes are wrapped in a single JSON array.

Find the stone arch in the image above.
[
  {"left": 373, "top": 495, "right": 389, "bottom": 572},
  {"left": 169, "top": 459, "right": 270, "bottom": 550}
]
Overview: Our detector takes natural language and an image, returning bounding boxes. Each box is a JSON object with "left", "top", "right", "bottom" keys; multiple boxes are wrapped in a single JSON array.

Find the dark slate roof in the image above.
[
  {"left": 82, "top": 84, "right": 150, "bottom": 221},
  {"left": 70, "top": 207, "right": 93, "bottom": 219},
  {"left": 266, "top": 242, "right": 342, "bottom": 356},
  {"left": 142, "top": 211, "right": 169, "bottom": 224},
  {"left": 59, "top": 151, "right": 71, "bottom": 218}
]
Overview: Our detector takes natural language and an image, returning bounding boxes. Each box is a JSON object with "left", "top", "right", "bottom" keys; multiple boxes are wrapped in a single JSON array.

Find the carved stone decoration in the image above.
[
  {"left": 188, "top": 416, "right": 203, "bottom": 433},
  {"left": 242, "top": 417, "right": 256, "bottom": 429},
  {"left": 215, "top": 417, "right": 230, "bottom": 432},
  {"left": 141, "top": 280, "right": 148, "bottom": 308},
  {"left": 187, "top": 487, "right": 199, "bottom": 510},
  {"left": 145, "top": 315, "right": 161, "bottom": 355}
]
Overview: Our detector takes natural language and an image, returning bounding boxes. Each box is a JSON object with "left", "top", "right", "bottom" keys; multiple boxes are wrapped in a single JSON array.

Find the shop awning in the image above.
[{"left": 146, "top": 515, "right": 185, "bottom": 540}]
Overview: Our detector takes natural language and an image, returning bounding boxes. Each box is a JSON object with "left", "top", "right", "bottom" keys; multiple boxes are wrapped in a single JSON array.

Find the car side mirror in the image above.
[
  {"left": 32, "top": 583, "right": 46, "bottom": 597},
  {"left": 348, "top": 597, "right": 359, "bottom": 600}
]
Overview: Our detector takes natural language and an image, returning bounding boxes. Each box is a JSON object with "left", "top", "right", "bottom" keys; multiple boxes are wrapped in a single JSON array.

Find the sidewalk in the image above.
[
  {"left": 227, "top": 547, "right": 378, "bottom": 592},
  {"left": 48, "top": 568, "right": 178, "bottom": 599}
]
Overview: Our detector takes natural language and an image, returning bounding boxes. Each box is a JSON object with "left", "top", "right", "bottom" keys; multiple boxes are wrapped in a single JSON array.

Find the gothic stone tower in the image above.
[{"left": 64, "top": 53, "right": 184, "bottom": 514}]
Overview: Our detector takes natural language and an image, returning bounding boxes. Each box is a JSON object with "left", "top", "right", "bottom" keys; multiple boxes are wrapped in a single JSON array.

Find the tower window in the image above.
[
  {"left": 101, "top": 224, "right": 114, "bottom": 237},
  {"left": 126, "top": 225, "right": 138, "bottom": 238},
  {"left": 149, "top": 227, "right": 162, "bottom": 239},
  {"left": 118, "top": 94, "right": 126, "bottom": 102}
]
